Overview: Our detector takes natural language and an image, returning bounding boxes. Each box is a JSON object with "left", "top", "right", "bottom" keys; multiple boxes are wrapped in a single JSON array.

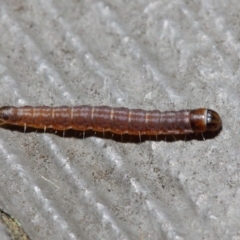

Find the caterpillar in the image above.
[{"left": 0, "top": 106, "right": 222, "bottom": 136}]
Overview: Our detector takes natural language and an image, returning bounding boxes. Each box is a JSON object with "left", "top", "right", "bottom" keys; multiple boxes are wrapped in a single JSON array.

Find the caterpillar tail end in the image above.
[{"left": 0, "top": 107, "right": 10, "bottom": 125}]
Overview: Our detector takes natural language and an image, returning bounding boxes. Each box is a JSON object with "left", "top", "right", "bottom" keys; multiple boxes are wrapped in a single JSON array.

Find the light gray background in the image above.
[{"left": 0, "top": 0, "right": 238, "bottom": 239}]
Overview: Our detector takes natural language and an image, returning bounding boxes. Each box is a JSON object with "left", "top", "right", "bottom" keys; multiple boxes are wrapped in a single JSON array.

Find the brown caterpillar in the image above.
[{"left": 0, "top": 106, "right": 222, "bottom": 136}]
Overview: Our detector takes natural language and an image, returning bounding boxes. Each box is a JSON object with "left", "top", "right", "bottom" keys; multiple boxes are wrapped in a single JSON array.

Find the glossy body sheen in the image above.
[{"left": 0, "top": 106, "right": 222, "bottom": 135}]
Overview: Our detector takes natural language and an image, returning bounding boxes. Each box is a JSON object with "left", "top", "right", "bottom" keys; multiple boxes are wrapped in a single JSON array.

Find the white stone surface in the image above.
[{"left": 0, "top": 1, "right": 237, "bottom": 239}]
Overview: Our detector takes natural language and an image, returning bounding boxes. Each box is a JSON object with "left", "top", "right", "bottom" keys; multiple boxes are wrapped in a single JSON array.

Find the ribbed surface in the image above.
[{"left": 0, "top": 1, "right": 237, "bottom": 239}]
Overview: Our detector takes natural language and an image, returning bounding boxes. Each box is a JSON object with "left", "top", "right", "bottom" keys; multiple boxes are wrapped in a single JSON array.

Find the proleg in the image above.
[{"left": 0, "top": 106, "right": 222, "bottom": 136}]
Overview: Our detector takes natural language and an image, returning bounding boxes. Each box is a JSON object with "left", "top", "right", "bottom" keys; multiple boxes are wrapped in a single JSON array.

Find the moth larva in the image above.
[{"left": 0, "top": 106, "right": 222, "bottom": 136}]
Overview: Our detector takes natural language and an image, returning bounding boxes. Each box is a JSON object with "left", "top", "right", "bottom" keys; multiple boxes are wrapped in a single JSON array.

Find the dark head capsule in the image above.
[
  {"left": 190, "top": 108, "right": 222, "bottom": 132},
  {"left": 206, "top": 109, "right": 222, "bottom": 131}
]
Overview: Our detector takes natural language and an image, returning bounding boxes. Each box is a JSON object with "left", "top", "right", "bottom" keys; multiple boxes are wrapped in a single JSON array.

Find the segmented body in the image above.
[{"left": 0, "top": 106, "right": 222, "bottom": 135}]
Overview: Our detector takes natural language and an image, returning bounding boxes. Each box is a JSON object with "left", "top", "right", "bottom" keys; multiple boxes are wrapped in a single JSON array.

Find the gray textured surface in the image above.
[{"left": 0, "top": 0, "right": 238, "bottom": 239}]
